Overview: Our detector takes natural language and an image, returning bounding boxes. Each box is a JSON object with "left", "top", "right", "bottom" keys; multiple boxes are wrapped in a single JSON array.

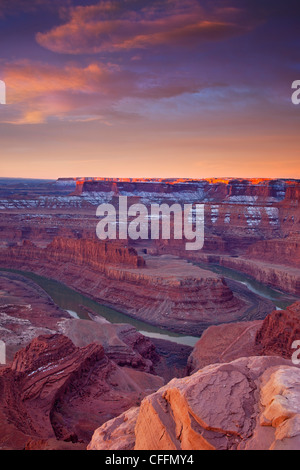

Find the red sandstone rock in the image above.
[
  {"left": 217, "top": 255, "right": 300, "bottom": 296},
  {"left": 0, "top": 334, "right": 164, "bottom": 450},
  {"left": 255, "top": 302, "right": 300, "bottom": 359},
  {"left": 1, "top": 177, "right": 299, "bottom": 297},
  {"left": 247, "top": 233, "right": 300, "bottom": 268},
  {"left": 187, "top": 320, "right": 262, "bottom": 373},
  {"left": 25, "top": 438, "right": 86, "bottom": 450},
  {"left": 187, "top": 301, "right": 300, "bottom": 374},
  {"left": 88, "top": 356, "right": 300, "bottom": 451},
  {"left": 59, "top": 317, "right": 158, "bottom": 373},
  {"left": 0, "top": 239, "right": 247, "bottom": 336},
  {"left": 86, "top": 407, "right": 139, "bottom": 451}
]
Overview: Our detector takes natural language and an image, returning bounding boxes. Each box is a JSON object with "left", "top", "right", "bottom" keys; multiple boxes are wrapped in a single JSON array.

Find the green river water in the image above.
[{"left": 1, "top": 264, "right": 297, "bottom": 347}]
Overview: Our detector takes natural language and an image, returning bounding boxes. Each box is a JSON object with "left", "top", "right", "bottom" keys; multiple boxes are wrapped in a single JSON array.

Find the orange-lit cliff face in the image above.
[
  {"left": 72, "top": 177, "right": 300, "bottom": 202},
  {"left": 68, "top": 176, "right": 275, "bottom": 186}
]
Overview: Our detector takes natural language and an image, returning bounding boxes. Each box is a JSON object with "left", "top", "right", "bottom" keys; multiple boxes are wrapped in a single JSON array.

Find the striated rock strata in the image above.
[
  {"left": 1, "top": 177, "right": 299, "bottom": 296},
  {"left": 218, "top": 255, "right": 300, "bottom": 296},
  {"left": 0, "top": 271, "right": 163, "bottom": 374},
  {"left": 0, "top": 238, "right": 247, "bottom": 336},
  {"left": 0, "top": 334, "right": 163, "bottom": 450}
]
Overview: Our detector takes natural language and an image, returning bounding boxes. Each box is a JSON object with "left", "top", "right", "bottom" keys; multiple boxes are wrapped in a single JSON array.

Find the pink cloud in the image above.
[
  {"left": 1, "top": 60, "right": 118, "bottom": 124},
  {"left": 2, "top": 55, "right": 216, "bottom": 125},
  {"left": 36, "top": 0, "right": 251, "bottom": 55},
  {"left": 3, "top": 60, "right": 117, "bottom": 102}
]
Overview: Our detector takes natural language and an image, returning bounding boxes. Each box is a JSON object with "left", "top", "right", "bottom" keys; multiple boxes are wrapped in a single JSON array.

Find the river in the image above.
[
  {"left": 193, "top": 262, "right": 299, "bottom": 310},
  {"left": 0, "top": 268, "right": 199, "bottom": 347},
  {"left": 1, "top": 265, "right": 298, "bottom": 347}
]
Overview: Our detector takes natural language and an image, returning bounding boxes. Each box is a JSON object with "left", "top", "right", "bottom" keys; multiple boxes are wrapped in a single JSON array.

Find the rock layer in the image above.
[
  {"left": 0, "top": 334, "right": 163, "bottom": 450},
  {"left": 0, "top": 239, "right": 247, "bottom": 336},
  {"left": 187, "top": 320, "right": 262, "bottom": 373}
]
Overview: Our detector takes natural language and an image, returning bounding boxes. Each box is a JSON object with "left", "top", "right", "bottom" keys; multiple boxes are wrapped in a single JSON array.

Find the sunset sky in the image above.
[{"left": 0, "top": 0, "right": 300, "bottom": 179}]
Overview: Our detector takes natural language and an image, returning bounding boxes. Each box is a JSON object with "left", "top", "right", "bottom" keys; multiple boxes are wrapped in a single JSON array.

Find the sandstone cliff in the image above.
[
  {"left": 247, "top": 233, "right": 300, "bottom": 268},
  {"left": 1, "top": 177, "right": 299, "bottom": 298},
  {"left": 187, "top": 320, "right": 262, "bottom": 373}
]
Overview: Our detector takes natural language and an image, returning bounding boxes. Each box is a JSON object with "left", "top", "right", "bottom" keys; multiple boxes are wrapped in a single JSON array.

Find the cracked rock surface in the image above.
[{"left": 88, "top": 356, "right": 300, "bottom": 451}]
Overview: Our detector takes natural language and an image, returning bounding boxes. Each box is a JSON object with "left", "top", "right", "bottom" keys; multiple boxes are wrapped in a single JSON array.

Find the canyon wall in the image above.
[
  {"left": 0, "top": 238, "right": 248, "bottom": 336},
  {"left": 4, "top": 238, "right": 145, "bottom": 269},
  {"left": 255, "top": 302, "right": 300, "bottom": 358},
  {"left": 1, "top": 178, "right": 299, "bottom": 253},
  {"left": 69, "top": 177, "right": 300, "bottom": 294}
]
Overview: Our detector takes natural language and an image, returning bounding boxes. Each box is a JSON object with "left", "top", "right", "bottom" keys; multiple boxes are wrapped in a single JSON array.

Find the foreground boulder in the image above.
[
  {"left": 0, "top": 334, "right": 163, "bottom": 450},
  {"left": 88, "top": 356, "right": 300, "bottom": 451}
]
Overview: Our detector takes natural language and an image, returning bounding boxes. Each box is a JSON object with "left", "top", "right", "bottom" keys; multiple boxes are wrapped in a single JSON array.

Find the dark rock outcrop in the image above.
[
  {"left": 187, "top": 301, "right": 300, "bottom": 375},
  {"left": 255, "top": 301, "right": 300, "bottom": 358},
  {"left": 0, "top": 334, "right": 164, "bottom": 450}
]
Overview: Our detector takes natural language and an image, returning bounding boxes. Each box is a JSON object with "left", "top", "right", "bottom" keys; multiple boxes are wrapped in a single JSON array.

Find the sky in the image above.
[{"left": 0, "top": 0, "right": 300, "bottom": 180}]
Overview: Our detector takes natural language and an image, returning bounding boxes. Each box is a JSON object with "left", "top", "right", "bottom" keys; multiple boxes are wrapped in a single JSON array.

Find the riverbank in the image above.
[
  {"left": 0, "top": 270, "right": 192, "bottom": 382},
  {"left": 0, "top": 240, "right": 248, "bottom": 336},
  {"left": 0, "top": 268, "right": 200, "bottom": 346}
]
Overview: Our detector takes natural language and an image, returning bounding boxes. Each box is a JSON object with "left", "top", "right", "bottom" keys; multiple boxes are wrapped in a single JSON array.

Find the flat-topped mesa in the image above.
[{"left": 72, "top": 177, "right": 300, "bottom": 204}]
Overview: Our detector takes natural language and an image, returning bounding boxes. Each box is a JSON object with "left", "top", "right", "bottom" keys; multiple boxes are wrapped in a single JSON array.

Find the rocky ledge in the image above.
[{"left": 88, "top": 356, "right": 300, "bottom": 451}]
